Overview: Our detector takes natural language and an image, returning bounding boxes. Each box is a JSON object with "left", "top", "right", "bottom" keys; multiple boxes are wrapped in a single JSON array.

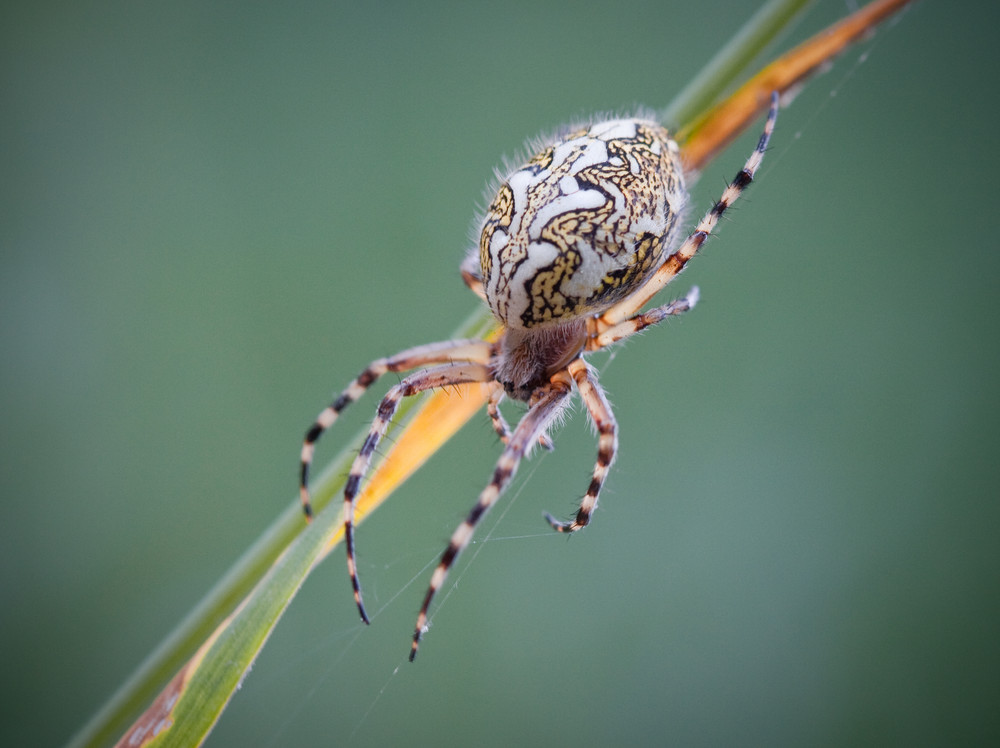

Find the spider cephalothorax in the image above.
[{"left": 300, "top": 94, "right": 778, "bottom": 660}]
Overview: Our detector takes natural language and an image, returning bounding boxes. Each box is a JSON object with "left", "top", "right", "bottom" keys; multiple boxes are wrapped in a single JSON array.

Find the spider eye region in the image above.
[{"left": 479, "top": 119, "right": 687, "bottom": 330}]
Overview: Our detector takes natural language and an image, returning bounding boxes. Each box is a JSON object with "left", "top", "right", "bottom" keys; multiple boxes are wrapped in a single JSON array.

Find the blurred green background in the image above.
[{"left": 3, "top": 1, "right": 998, "bottom": 746}]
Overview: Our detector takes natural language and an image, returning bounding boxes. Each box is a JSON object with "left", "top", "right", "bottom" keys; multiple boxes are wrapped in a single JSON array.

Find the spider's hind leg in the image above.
[
  {"left": 597, "top": 92, "right": 778, "bottom": 329},
  {"left": 588, "top": 286, "right": 700, "bottom": 351},
  {"left": 543, "top": 358, "right": 618, "bottom": 533}
]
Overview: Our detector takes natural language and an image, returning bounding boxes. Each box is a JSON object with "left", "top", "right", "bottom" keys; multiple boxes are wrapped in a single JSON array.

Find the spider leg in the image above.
[
  {"left": 485, "top": 384, "right": 511, "bottom": 443},
  {"left": 588, "top": 286, "right": 700, "bottom": 351},
  {"left": 543, "top": 358, "right": 618, "bottom": 532},
  {"left": 410, "top": 371, "right": 573, "bottom": 660},
  {"left": 486, "top": 385, "right": 555, "bottom": 450},
  {"left": 344, "top": 361, "right": 493, "bottom": 624},
  {"left": 598, "top": 92, "right": 777, "bottom": 328},
  {"left": 299, "top": 339, "right": 493, "bottom": 519},
  {"left": 461, "top": 254, "right": 488, "bottom": 303}
]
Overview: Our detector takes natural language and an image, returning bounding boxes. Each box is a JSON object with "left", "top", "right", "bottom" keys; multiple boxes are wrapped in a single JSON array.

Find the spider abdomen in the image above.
[{"left": 479, "top": 118, "right": 687, "bottom": 330}]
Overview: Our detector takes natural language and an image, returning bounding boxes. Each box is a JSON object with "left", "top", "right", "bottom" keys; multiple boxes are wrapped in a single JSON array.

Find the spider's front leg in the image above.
[
  {"left": 299, "top": 339, "right": 493, "bottom": 519},
  {"left": 410, "top": 371, "right": 573, "bottom": 660},
  {"left": 543, "top": 358, "right": 618, "bottom": 533},
  {"left": 299, "top": 339, "right": 494, "bottom": 626},
  {"left": 343, "top": 361, "right": 493, "bottom": 624}
]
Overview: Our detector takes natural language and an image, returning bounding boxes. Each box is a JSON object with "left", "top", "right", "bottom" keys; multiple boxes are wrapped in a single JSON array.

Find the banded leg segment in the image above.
[
  {"left": 598, "top": 92, "right": 778, "bottom": 329},
  {"left": 544, "top": 358, "right": 618, "bottom": 532},
  {"left": 487, "top": 385, "right": 554, "bottom": 450},
  {"left": 485, "top": 385, "right": 511, "bottom": 444},
  {"left": 410, "top": 372, "right": 574, "bottom": 660},
  {"left": 344, "top": 362, "right": 493, "bottom": 624},
  {"left": 299, "top": 339, "right": 493, "bottom": 518},
  {"left": 588, "top": 286, "right": 700, "bottom": 351}
]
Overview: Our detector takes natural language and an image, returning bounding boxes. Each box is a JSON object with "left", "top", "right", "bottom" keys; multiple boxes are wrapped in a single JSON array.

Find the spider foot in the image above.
[
  {"left": 543, "top": 511, "right": 583, "bottom": 533},
  {"left": 299, "top": 485, "right": 314, "bottom": 521},
  {"left": 409, "top": 618, "right": 429, "bottom": 661},
  {"left": 354, "top": 594, "right": 371, "bottom": 625}
]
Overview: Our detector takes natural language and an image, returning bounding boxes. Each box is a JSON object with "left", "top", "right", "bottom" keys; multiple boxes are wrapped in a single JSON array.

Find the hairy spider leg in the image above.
[
  {"left": 485, "top": 386, "right": 510, "bottom": 443},
  {"left": 410, "top": 371, "right": 574, "bottom": 660},
  {"left": 343, "top": 362, "right": 493, "bottom": 624},
  {"left": 588, "top": 286, "right": 700, "bottom": 350},
  {"left": 487, "top": 386, "right": 555, "bottom": 450},
  {"left": 299, "top": 339, "right": 494, "bottom": 519},
  {"left": 597, "top": 92, "right": 778, "bottom": 330},
  {"left": 543, "top": 358, "right": 619, "bottom": 532}
]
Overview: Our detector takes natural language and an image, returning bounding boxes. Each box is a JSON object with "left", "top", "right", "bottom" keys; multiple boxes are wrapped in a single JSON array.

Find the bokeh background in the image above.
[{"left": 3, "top": 1, "right": 998, "bottom": 746}]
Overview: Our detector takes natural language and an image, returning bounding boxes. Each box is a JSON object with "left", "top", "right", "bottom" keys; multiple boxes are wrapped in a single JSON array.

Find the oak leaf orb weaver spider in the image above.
[{"left": 300, "top": 93, "right": 778, "bottom": 660}]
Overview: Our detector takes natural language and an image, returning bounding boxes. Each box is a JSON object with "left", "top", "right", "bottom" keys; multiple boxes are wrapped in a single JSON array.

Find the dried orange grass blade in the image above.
[{"left": 681, "top": 0, "right": 913, "bottom": 170}]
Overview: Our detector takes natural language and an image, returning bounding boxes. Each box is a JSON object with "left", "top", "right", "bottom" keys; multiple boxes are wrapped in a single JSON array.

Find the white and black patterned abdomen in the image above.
[{"left": 479, "top": 119, "right": 687, "bottom": 329}]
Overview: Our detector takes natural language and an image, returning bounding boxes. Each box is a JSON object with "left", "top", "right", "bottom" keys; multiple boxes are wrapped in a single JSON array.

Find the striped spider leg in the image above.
[
  {"left": 487, "top": 384, "right": 556, "bottom": 451},
  {"left": 299, "top": 338, "right": 494, "bottom": 623},
  {"left": 410, "top": 366, "right": 574, "bottom": 660}
]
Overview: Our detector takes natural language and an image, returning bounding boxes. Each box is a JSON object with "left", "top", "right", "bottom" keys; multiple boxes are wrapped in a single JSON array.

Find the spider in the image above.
[{"left": 300, "top": 92, "right": 778, "bottom": 660}]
